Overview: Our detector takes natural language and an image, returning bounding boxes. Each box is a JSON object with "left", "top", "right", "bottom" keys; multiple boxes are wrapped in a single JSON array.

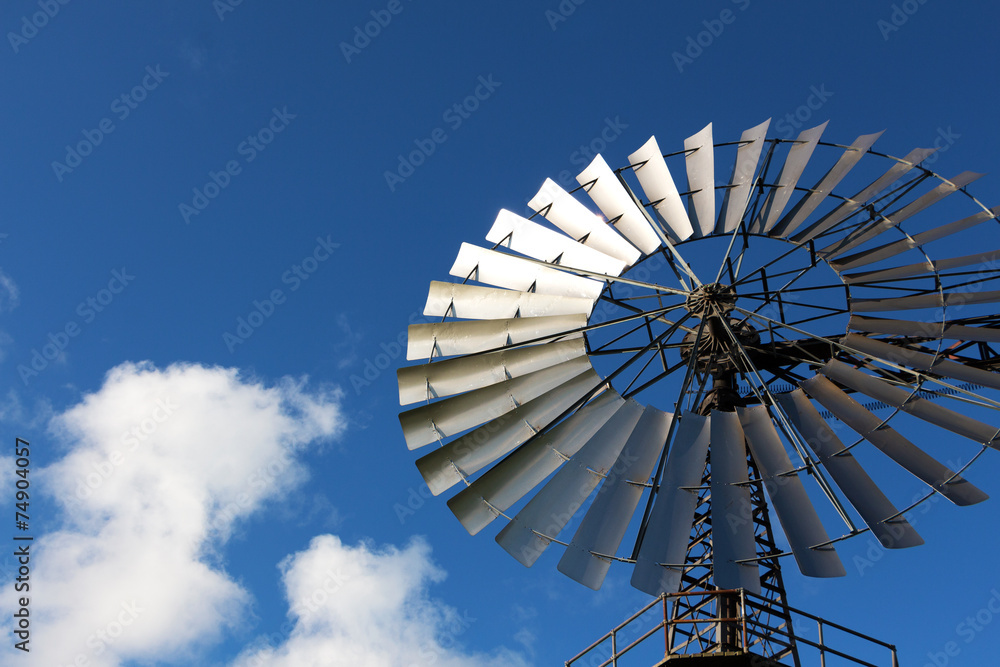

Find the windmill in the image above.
[{"left": 397, "top": 119, "right": 1000, "bottom": 665}]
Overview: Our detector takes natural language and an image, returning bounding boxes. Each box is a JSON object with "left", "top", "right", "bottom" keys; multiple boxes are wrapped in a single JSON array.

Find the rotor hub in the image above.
[{"left": 684, "top": 282, "right": 737, "bottom": 317}]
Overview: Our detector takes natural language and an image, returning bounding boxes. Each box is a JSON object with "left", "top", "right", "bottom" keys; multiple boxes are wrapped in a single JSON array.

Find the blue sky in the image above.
[{"left": 1, "top": 1, "right": 1000, "bottom": 665}]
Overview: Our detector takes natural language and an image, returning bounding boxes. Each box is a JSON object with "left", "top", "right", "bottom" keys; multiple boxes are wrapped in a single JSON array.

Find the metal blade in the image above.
[
  {"left": 399, "top": 357, "right": 592, "bottom": 449},
  {"left": 486, "top": 208, "right": 627, "bottom": 277},
  {"left": 739, "top": 405, "right": 845, "bottom": 578},
  {"left": 628, "top": 135, "right": 695, "bottom": 242},
  {"left": 776, "top": 388, "right": 923, "bottom": 549},
  {"left": 843, "top": 249, "right": 1000, "bottom": 284},
  {"left": 852, "top": 290, "right": 1000, "bottom": 313},
  {"left": 820, "top": 359, "right": 1000, "bottom": 449},
  {"left": 577, "top": 154, "right": 662, "bottom": 254},
  {"left": 496, "top": 399, "right": 645, "bottom": 567},
  {"left": 416, "top": 369, "right": 600, "bottom": 495},
  {"left": 450, "top": 243, "right": 604, "bottom": 301},
  {"left": 631, "top": 413, "right": 711, "bottom": 596},
  {"left": 716, "top": 119, "right": 771, "bottom": 235},
  {"left": 710, "top": 410, "right": 761, "bottom": 593},
  {"left": 448, "top": 391, "right": 624, "bottom": 535},
  {"left": 528, "top": 178, "right": 642, "bottom": 266},
  {"left": 789, "top": 147, "right": 938, "bottom": 244},
  {"left": 801, "top": 374, "right": 988, "bottom": 506},
  {"left": 685, "top": 123, "right": 715, "bottom": 237},
  {"left": 557, "top": 406, "right": 673, "bottom": 590},
  {"left": 849, "top": 315, "right": 1000, "bottom": 344},
  {"left": 406, "top": 313, "right": 586, "bottom": 360},
  {"left": 843, "top": 332, "right": 1000, "bottom": 391},
  {"left": 753, "top": 121, "right": 828, "bottom": 234},
  {"left": 423, "top": 281, "right": 595, "bottom": 320},
  {"left": 772, "top": 131, "right": 883, "bottom": 238},
  {"left": 398, "top": 338, "right": 587, "bottom": 405}
]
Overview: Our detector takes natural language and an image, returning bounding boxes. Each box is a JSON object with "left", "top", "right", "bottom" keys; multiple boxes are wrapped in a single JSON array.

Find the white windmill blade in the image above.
[
  {"left": 406, "top": 313, "right": 586, "bottom": 360},
  {"left": 399, "top": 357, "right": 593, "bottom": 450},
  {"left": 709, "top": 410, "right": 761, "bottom": 594},
  {"left": 842, "top": 249, "right": 1000, "bottom": 284},
  {"left": 577, "top": 154, "right": 662, "bottom": 255},
  {"left": 528, "top": 178, "right": 641, "bottom": 266},
  {"left": 849, "top": 315, "right": 1000, "bottom": 344},
  {"left": 820, "top": 171, "right": 985, "bottom": 260},
  {"left": 851, "top": 290, "right": 1000, "bottom": 314},
  {"left": 557, "top": 406, "right": 673, "bottom": 590},
  {"left": 423, "top": 281, "right": 595, "bottom": 319},
  {"left": 843, "top": 332, "right": 1000, "bottom": 391},
  {"left": 819, "top": 359, "right": 1000, "bottom": 449},
  {"left": 771, "top": 131, "right": 883, "bottom": 239},
  {"left": 496, "top": 399, "right": 645, "bottom": 567},
  {"left": 450, "top": 243, "right": 604, "bottom": 301},
  {"left": 717, "top": 118, "right": 770, "bottom": 234},
  {"left": 684, "top": 123, "right": 715, "bottom": 237},
  {"left": 751, "top": 121, "right": 829, "bottom": 234},
  {"left": 739, "top": 405, "right": 845, "bottom": 578},
  {"left": 486, "top": 208, "right": 627, "bottom": 277},
  {"left": 631, "top": 412, "right": 711, "bottom": 596},
  {"left": 627, "top": 135, "right": 694, "bottom": 241},
  {"left": 776, "top": 388, "right": 924, "bottom": 549},
  {"left": 416, "top": 369, "right": 601, "bottom": 495},
  {"left": 397, "top": 338, "right": 587, "bottom": 405},
  {"left": 448, "top": 390, "right": 624, "bottom": 536},
  {"left": 828, "top": 206, "right": 1000, "bottom": 273},
  {"left": 801, "top": 374, "right": 988, "bottom": 507},
  {"left": 789, "top": 146, "right": 938, "bottom": 244}
]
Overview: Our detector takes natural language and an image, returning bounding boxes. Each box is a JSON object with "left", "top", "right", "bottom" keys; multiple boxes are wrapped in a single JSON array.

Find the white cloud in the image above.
[
  {"left": 0, "top": 361, "right": 345, "bottom": 666},
  {"left": 229, "top": 535, "right": 530, "bottom": 667}
]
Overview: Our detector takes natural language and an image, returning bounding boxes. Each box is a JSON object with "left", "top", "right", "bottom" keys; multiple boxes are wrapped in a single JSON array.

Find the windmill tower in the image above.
[{"left": 397, "top": 119, "right": 1000, "bottom": 665}]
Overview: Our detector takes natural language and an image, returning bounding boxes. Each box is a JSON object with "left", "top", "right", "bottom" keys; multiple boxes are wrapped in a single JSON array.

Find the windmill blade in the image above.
[
  {"left": 631, "top": 413, "right": 711, "bottom": 596},
  {"left": 827, "top": 207, "right": 1000, "bottom": 273},
  {"left": 751, "top": 121, "right": 828, "bottom": 234},
  {"left": 849, "top": 315, "right": 1000, "bottom": 344},
  {"left": 496, "top": 399, "right": 645, "bottom": 567},
  {"left": 717, "top": 118, "right": 770, "bottom": 234},
  {"left": 789, "top": 147, "right": 938, "bottom": 244},
  {"left": 843, "top": 332, "right": 1000, "bottom": 391},
  {"left": 557, "top": 406, "right": 673, "bottom": 590},
  {"left": 771, "top": 131, "right": 883, "bottom": 239},
  {"left": 398, "top": 338, "right": 587, "bottom": 405},
  {"left": 399, "top": 357, "right": 593, "bottom": 449},
  {"left": 528, "top": 178, "right": 642, "bottom": 266},
  {"left": 406, "top": 313, "right": 586, "bottom": 360},
  {"left": 577, "top": 154, "right": 662, "bottom": 254},
  {"left": 801, "top": 374, "right": 988, "bottom": 506},
  {"left": 739, "top": 405, "right": 845, "bottom": 578},
  {"left": 684, "top": 123, "right": 715, "bottom": 237},
  {"left": 423, "top": 281, "right": 595, "bottom": 319},
  {"left": 450, "top": 243, "right": 604, "bottom": 300},
  {"left": 628, "top": 136, "right": 695, "bottom": 241},
  {"left": 448, "top": 390, "right": 625, "bottom": 536},
  {"left": 486, "top": 209, "right": 627, "bottom": 277},
  {"left": 842, "top": 249, "right": 1000, "bottom": 284},
  {"left": 416, "top": 368, "right": 601, "bottom": 495},
  {"left": 820, "top": 359, "right": 1000, "bottom": 449},
  {"left": 820, "top": 171, "right": 985, "bottom": 260},
  {"left": 775, "top": 388, "right": 923, "bottom": 549},
  {"left": 710, "top": 410, "right": 761, "bottom": 593},
  {"left": 851, "top": 290, "right": 1000, "bottom": 313}
]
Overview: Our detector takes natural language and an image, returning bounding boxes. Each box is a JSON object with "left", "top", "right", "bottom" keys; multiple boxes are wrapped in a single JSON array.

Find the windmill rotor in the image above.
[{"left": 396, "top": 118, "right": 1000, "bottom": 616}]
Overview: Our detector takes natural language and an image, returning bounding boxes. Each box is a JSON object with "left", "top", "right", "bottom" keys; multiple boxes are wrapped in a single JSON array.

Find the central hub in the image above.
[
  {"left": 684, "top": 282, "right": 737, "bottom": 317},
  {"left": 680, "top": 282, "right": 758, "bottom": 376}
]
